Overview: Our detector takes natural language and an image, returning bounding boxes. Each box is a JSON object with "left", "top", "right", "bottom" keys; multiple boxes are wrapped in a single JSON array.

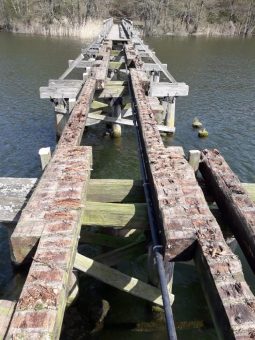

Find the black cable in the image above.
[{"left": 123, "top": 42, "right": 177, "bottom": 340}]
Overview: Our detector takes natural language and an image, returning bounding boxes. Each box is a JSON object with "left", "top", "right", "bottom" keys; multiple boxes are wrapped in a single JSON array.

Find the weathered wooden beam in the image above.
[
  {"left": 200, "top": 149, "right": 255, "bottom": 274},
  {"left": 98, "top": 85, "right": 127, "bottom": 99},
  {"left": 57, "top": 78, "right": 96, "bottom": 147},
  {"left": 91, "top": 41, "right": 112, "bottom": 90},
  {"left": 10, "top": 78, "right": 95, "bottom": 263},
  {"left": 7, "top": 146, "right": 92, "bottom": 338},
  {"left": 88, "top": 112, "right": 175, "bottom": 133},
  {"left": 142, "top": 63, "right": 167, "bottom": 72},
  {"left": 149, "top": 82, "right": 189, "bottom": 97},
  {"left": 130, "top": 69, "right": 196, "bottom": 260},
  {"left": 68, "top": 60, "right": 93, "bottom": 69},
  {"left": 0, "top": 178, "right": 37, "bottom": 223},
  {"left": 74, "top": 253, "right": 174, "bottom": 307},
  {"left": 48, "top": 79, "right": 83, "bottom": 87},
  {"left": 194, "top": 221, "right": 255, "bottom": 339},
  {"left": 82, "top": 202, "right": 148, "bottom": 229},
  {"left": 87, "top": 179, "right": 145, "bottom": 203},
  {"left": 40, "top": 87, "right": 79, "bottom": 99}
]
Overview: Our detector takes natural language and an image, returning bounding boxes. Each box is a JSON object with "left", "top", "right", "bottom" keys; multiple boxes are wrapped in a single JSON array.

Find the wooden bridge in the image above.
[{"left": 1, "top": 18, "right": 255, "bottom": 339}]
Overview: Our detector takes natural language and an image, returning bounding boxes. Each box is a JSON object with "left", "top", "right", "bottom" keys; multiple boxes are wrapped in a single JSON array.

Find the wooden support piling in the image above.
[{"left": 38, "top": 147, "right": 51, "bottom": 170}]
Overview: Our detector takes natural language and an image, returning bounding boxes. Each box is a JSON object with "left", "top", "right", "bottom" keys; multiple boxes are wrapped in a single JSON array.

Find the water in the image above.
[{"left": 0, "top": 32, "right": 255, "bottom": 339}]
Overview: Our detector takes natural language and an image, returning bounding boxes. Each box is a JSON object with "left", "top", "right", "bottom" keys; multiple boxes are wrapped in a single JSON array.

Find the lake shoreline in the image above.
[{"left": 1, "top": 20, "right": 254, "bottom": 38}]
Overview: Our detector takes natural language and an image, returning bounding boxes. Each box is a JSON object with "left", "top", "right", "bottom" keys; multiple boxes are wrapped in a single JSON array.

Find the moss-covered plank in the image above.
[
  {"left": 87, "top": 179, "right": 145, "bottom": 203},
  {"left": 82, "top": 202, "right": 148, "bottom": 229}
]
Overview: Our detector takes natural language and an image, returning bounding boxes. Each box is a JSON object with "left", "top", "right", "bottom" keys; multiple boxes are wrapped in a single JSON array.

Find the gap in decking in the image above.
[{"left": 172, "top": 261, "right": 216, "bottom": 337}]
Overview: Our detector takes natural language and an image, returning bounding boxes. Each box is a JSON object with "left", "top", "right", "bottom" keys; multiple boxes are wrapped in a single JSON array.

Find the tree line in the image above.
[{"left": 0, "top": 0, "right": 254, "bottom": 36}]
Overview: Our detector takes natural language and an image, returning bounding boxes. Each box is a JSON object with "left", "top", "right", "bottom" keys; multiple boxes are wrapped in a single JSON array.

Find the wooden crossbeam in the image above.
[
  {"left": 74, "top": 253, "right": 174, "bottom": 307},
  {"left": 68, "top": 60, "right": 93, "bottom": 68},
  {"left": 142, "top": 63, "right": 167, "bottom": 72},
  {"left": 82, "top": 201, "right": 149, "bottom": 229},
  {"left": 87, "top": 112, "right": 175, "bottom": 133},
  {"left": 149, "top": 82, "right": 189, "bottom": 97}
]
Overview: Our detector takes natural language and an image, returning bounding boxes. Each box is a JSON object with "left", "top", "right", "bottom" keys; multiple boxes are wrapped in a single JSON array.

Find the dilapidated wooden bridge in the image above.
[{"left": 1, "top": 18, "right": 255, "bottom": 340}]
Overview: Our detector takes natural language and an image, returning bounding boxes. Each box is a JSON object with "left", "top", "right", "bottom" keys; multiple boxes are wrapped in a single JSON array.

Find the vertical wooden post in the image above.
[
  {"left": 68, "top": 98, "right": 76, "bottom": 113},
  {"left": 165, "top": 97, "right": 176, "bottom": 130},
  {"left": 38, "top": 147, "right": 51, "bottom": 170},
  {"left": 56, "top": 112, "right": 68, "bottom": 138},
  {"left": 112, "top": 100, "right": 122, "bottom": 138},
  {"left": 153, "top": 71, "right": 160, "bottom": 83},
  {"left": 188, "top": 150, "right": 201, "bottom": 172}
]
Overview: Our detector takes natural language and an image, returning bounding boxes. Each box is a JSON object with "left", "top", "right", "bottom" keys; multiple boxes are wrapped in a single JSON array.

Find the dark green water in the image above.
[{"left": 0, "top": 32, "right": 255, "bottom": 339}]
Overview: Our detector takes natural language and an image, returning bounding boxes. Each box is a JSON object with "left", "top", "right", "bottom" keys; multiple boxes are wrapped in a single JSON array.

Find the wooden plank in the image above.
[
  {"left": 82, "top": 201, "right": 148, "bottom": 229},
  {"left": 74, "top": 253, "right": 174, "bottom": 307},
  {"left": 98, "top": 85, "right": 126, "bottom": 99},
  {"left": 57, "top": 78, "right": 96, "bottom": 148},
  {"left": 79, "top": 230, "right": 145, "bottom": 248},
  {"left": 149, "top": 82, "right": 189, "bottom": 97},
  {"left": 109, "top": 61, "right": 125, "bottom": 70},
  {"left": 40, "top": 87, "right": 79, "bottom": 99},
  {"left": 200, "top": 149, "right": 255, "bottom": 274},
  {"left": 87, "top": 179, "right": 145, "bottom": 203},
  {"left": 0, "top": 300, "right": 16, "bottom": 339},
  {"left": 68, "top": 60, "right": 93, "bottom": 69},
  {"left": 0, "top": 178, "right": 36, "bottom": 222},
  {"left": 195, "top": 222, "right": 255, "bottom": 339},
  {"left": 88, "top": 112, "right": 175, "bottom": 133},
  {"left": 10, "top": 78, "right": 95, "bottom": 264},
  {"left": 130, "top": 69, "right": 196, "bottom": 260},
  {"left": 48, "top": 80, "right": 83, "bottom": 87},
  {"left": 7, "top": 146, "right": 92, "bottom": 338},
  {"left": 91, "top": 41, "right": 112, "bottom": 90},
  {"left": 0, "top": 178, "right": 36, "bottom": 197},
  {"left": 142, "top": 63, "right": 167, "bottom": 72}
]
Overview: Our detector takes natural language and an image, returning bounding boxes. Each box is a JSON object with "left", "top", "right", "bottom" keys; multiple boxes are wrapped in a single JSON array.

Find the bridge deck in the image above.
[{"left": 1, "top": 18, "right": 255, "bottom": 340}]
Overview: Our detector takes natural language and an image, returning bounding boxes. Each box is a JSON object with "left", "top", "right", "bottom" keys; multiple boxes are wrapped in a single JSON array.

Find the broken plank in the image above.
[
  {"left": 74, "top": 253, "right": 174, "bottom": 306},
  {"left": 82, "top": 202, "right": 148, "bottom": 229}
]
